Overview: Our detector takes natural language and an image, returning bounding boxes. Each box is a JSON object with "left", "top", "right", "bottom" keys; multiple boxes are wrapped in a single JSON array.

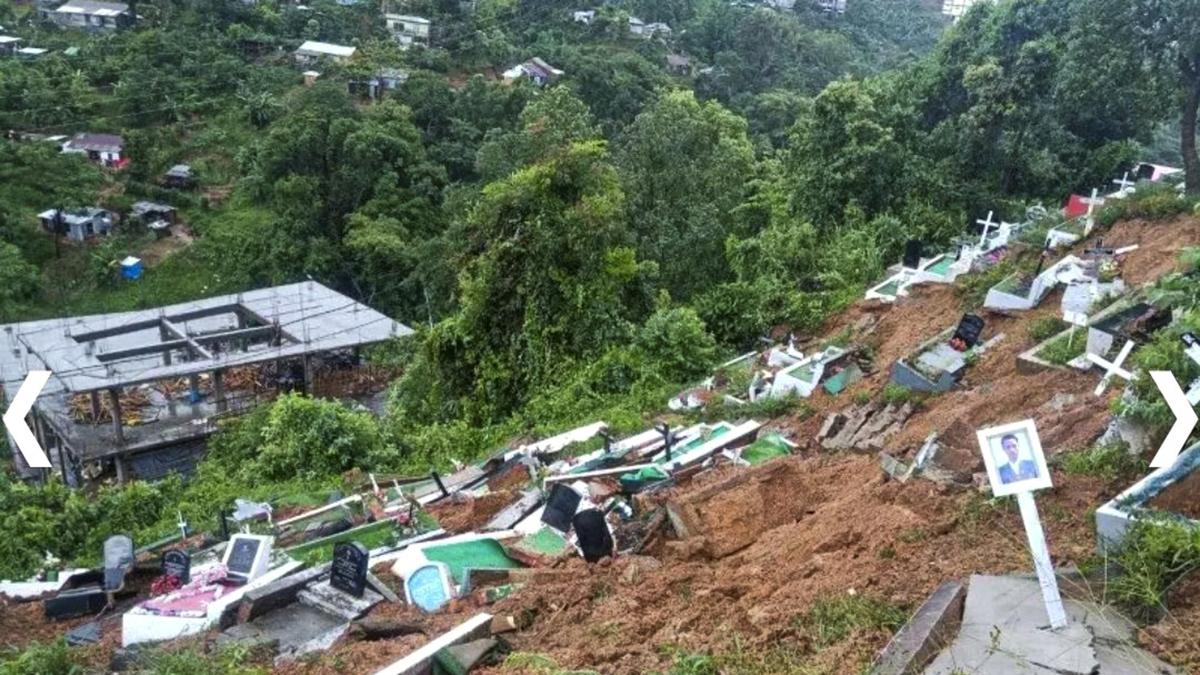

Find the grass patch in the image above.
[
  {"left": 1027, "top": 316, "right": 1070, "bottom": 342},
  {"left": 881, "top": 382, "right": 924, "bottom": 407},
  {"left": 793, "top": 594, "right": 907, "bottom": 648},
  {"left": 1037, "top": 330, "right": 1086, "bottom": 365},
  {"left": 1059, "top": 442, "right": 1147, "bottom": 482}
]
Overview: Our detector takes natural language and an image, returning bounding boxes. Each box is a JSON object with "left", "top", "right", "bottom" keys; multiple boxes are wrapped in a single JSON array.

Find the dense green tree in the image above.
[
  {"left": 616, "top": 90, "right": 756, "bottom": 299},
  {"left": 475, "top": 86, "right": 600, "bottom": 181},
  {"left": 394, "top": 141, "right": 654, "bottom": 423}
]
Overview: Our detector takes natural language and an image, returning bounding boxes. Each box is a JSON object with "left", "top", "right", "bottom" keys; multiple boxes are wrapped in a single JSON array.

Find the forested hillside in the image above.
[{"left": 1, "top": 0, "right": 1200, "bottom": 670}]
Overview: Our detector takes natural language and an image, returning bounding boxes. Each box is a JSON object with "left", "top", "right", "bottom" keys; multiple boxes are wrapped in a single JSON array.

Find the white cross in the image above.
[
  {"left": 1086, "top": 339, "right": 1135, "bottom": 396},
  {"left": 1112, "top": 171, "right": 1136, "bottom": 193},
  {"left": 1081, "top": 188, "right": 1105, "bottom": 234},
  {"left": 976, "top": 210, "right": 1000, "bottom": 247}
]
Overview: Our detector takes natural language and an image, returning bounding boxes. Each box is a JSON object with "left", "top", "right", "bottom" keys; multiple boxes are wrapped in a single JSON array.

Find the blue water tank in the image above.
[{"left": 120, "top": 256, "right": 143, "bottom": 280}]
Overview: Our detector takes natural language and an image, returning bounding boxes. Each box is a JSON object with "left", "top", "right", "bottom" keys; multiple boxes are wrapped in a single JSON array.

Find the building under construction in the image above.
[{"left": 0, "top": 282, "right": 412, "bottom": 485}]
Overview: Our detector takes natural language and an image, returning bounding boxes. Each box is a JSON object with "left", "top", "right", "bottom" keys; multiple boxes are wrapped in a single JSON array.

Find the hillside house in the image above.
[
  {"left": 815, "top": 0, "right": 846, "bottom": 12},
  {"left": 16, "top": 47, "right": 49, "bottom": 58},
  {"left": 38, "top": 207, "right": 116, "bottom": 242},
  {"left": 45, "top": 0, "right": 133, "bottom": 31},
  {"left": 645, "top": 21, "right": 671, "bottom": 37},
  {"left": 572, "top": 10, "right": 595, "bottom": 23},
  {"left": 628, "top": 16, "right": 645, "bottom": 36},
  {"left": 61, "top": 132, "right": 126, "bottom": 167},
  {"left": 293, "top": 41, "right": 356, "bottom": 65},
  {"left": 349, "top": 68, "right": 409, "bottom": 100},
  {"left": 666, "top": 54, "right": 692, "bottom": 75},
  {"left": 0, "top": 281, "right": 413, "bottom": 485},
  {"left": 131, "top": 201, "right": 176, "bottom": 237},
  {"left": 0, "top": 36, "right": 21, "bottom": 55},
  {"left": 385, "top": 14, "right": 430, "bottom": 48},
  {"left": 503, "top": 58, "right": 563, "bottom": 87},
  {"left": 162, "top": 164, "right": 194, "bottom": 189}
]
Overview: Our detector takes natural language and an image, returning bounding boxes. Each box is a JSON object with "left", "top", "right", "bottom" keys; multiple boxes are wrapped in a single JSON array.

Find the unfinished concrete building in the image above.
[{"left": 0, "top": 282, "right": 412, "bottom": 485}]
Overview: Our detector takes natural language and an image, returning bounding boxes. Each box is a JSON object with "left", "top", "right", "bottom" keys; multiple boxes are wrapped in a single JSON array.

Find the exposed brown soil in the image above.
[
  {"left": 8, "top": 218, "right": 1200, "bottom": 674},
  {"left": 1147, "top": 471, "right": 1200, "bottom": 520}
]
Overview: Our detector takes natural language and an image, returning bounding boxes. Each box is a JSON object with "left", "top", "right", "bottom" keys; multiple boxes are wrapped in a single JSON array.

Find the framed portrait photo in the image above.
[{"left": 976, "top": 419, "right": 1052, "bottom": 497}]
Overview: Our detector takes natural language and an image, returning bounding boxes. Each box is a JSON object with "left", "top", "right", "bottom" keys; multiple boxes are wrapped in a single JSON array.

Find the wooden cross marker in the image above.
[
  {"left": 1086, "top": 339, "right": 1135, "bottom": 396},
  {"left": 1112, "top": 171, "right": 1136, "bottom": 193},
  {"left": 1081, "top": 188, "right": 1105, "bottom": 235},
  {"left": 976, "top": 210, "right": 1000, "bottom": 247}
]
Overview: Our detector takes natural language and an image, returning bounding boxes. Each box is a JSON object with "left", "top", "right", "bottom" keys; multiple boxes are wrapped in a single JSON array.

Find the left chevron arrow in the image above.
[{"left": 3, "top": 371, "right": 52, "bottom": 469}]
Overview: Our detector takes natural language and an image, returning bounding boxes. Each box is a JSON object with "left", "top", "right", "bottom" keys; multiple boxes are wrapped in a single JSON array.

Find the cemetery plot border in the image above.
[{"left": 1095, "top": 441, "right": 1200, "bottom": 553}]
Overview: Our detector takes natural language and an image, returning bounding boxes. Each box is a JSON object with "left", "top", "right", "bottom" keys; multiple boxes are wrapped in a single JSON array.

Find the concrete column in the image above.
[
  {"left": 302, "top": 354, "right": 314, "bottom": 394},
  {"left": 114, "top": 456, "right": 128, "bottom": 485},
  {"left": 90, "top": 391, "right": 102, "bottom": 422},
  {"left": 213, "top": 369, "right": 227, "bottom": 413},
  {"left": 109, "top": 388, "right": 124, "bottom": 445},
  {"left": 188, "top": 375, "right": 200, "bottom": 403},
  {"left": 159, "top": 323, "right": 173, "bottom": 365}
]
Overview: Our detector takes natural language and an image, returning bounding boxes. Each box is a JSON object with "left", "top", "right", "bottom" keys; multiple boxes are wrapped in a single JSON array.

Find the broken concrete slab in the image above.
[
  {"left": 237, "top": 563, "right": 327, "bottom": 623},
  {"left": 297, "top": 579, "right": 383, "bottom": 622},
  {"left": 923, "top": 574, "right": 1175, "bottom": 674},
  {"left": 434, "top": 637, "right": 497, "bottom": 675},
  {"left": 219, "top": 603, "right": 346, "bottom": 663},
  {"left": 372, "top": 613, "right": 492, "bottom": 675}
]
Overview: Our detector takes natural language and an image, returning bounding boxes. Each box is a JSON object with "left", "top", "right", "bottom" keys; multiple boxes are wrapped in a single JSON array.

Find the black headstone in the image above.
[
  {"left": 330, "top": 541, "right": 369, "bottom": 598},
  {"left": 541, "top": 483, "right": 582, "bottom": 533},
  {"left": 1136, "top": 163, "right": 1155, "bottom": 181},
  {"left": 952, "top": 314, "right": 986, "bottom": 349},
  {"left": 226, "top": 537, "right": 261, "bottom": 578},
  {"left": 572, "top": 509, "right": 614, "bottom": 563},
  {"left": 162, "top": 549, "right": 191, "bottom": 584},
  {"left": 902, "top": 239, "right": 923, "bottom": 270}
]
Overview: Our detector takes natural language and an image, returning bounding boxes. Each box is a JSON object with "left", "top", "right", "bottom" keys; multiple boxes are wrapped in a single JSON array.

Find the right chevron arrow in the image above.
[{"left": 1149, "top": 370, "right": 1199, "bottom": 468}]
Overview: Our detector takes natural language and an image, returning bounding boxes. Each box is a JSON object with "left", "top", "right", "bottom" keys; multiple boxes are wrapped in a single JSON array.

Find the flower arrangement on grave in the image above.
[
  {"left": 38, "top": 552, "right": 62, "bottom": 582},
  {"left": 151, "top": 573, "right": 183, "bottom": 597}
]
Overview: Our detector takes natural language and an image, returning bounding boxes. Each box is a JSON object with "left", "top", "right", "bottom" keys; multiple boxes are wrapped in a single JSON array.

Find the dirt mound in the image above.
[{"left": 1089, "top": 215, "right": 1200, "bottom": 286}]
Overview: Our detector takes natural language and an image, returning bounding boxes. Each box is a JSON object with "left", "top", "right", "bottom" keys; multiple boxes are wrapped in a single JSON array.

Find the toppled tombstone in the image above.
[
  {"left": 231, "top": 499, "right": 273, "bottom": 524},
  {"left": 819, "top": 402, "right": 914, "bottom": 452},
  {"left": 541, "top": 483, "right": 583, "bottom": 533},
  {"left": 65, "top": 621, "right": 102, "bottom": 646},
  {"left": 572, "top": 509, "right": 615, "bottom": 563},
  {"left": 404, "top": 562, "right": 455, "bottom": 612},
  {"left": 44, "top": 534, "right": 133, "bottom": 621}
]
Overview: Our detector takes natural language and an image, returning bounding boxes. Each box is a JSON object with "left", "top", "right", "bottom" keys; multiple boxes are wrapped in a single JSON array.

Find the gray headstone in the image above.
[
  {"left": 103, "top": 535, "right": 133, "bottom": 591},
  {"left": 226, "top": 537, "right": 262, "bottom": 578}
]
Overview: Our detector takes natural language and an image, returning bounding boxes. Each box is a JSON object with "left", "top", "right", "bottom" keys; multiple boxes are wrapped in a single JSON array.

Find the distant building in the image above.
[
  {"left": 572, "top": 10, "right": 595, "bottom": 24},
  {"left": 61, "top": 132, "right": 126, "bottom": 167},
  {"left": 16, "top": 47, "right": 49, "bottom": 59},
  {"left": 385, "top": 14, "right": 430, "bottom": 48},
  {"left": 645, "top": 21, "right": 671, "bottom": 37},
  {"left": 628, "top": 16, "right": 645, "bottom": 36},
  {"left": 348, "top": 68, "right": 409, "bottom": 101},
  {"left": 293, "top": 40, "right": 356, "bottom": 65},
  {"left": 162, "top": 164, "right": 195, "bottom": 189},
  {"left": 0, "top": 35, "right": 22, "bottom": 55},
  {"left": 666, "top": 54, "right": 692, "bottom": 75},
  {"left": 942, "top": 0, "right": 988, "bottom": 18},
  {"left": 131, "top": 201, "right": 176, "bottom": 238},
  {"left": 503, "top": 58, "right": 564, "bottom": 87},
  {"left": 45, "top": 0, "right": 133, "bottom": 31},
  {"left": 38, "top": 207, "right": 116, "bottom": 242},
  {"left": 814, "top": 0, "right": 846, "bottom": 13}
]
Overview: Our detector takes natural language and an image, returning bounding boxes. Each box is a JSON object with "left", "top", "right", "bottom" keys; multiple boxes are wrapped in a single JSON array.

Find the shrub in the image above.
[
  {"left": 256, "top": 393, "right": 388, "bottom": 480},
  {"left": 1110, "top": 518, "right": 1200, "bottom": 621},
  {"left": 0, "top": 640, "right": 83, "bottom": 675},
  {"left": 636, "top": 307, "right": 718, "bottom": 384},
  {"left": 881, "top": 383, "right": 919, "bottom": 407}
]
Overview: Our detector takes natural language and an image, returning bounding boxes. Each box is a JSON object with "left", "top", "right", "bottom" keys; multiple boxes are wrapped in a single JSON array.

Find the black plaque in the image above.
[
  {"left": 572, "top": 509, "right": 614, "bottom": 563},
  {"left": 952, "top": 314, "right": 986, "bottom": 349},
  {"left": 162, "top": 549, "right": 191, "bottom": 584},
  {"left": 902, "top": 239, "right": 923, "bottom": 270},
  {"left": 226, "top": 537, "right": 261, "bottom": 577},
  {"left": 330, "top": 541, "right": 369, "bottom": 598},
  {"left": 541, "top": 483, "right": 582, "bottom": 533}
]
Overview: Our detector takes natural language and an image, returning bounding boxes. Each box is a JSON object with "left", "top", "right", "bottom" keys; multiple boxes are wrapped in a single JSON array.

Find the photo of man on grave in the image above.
[
  {"left": 977, "top": 419, "right": 1053, "bottom": 497},
  {"left": 995, "top": 433, "right": 1039, "bottom": 484}
]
